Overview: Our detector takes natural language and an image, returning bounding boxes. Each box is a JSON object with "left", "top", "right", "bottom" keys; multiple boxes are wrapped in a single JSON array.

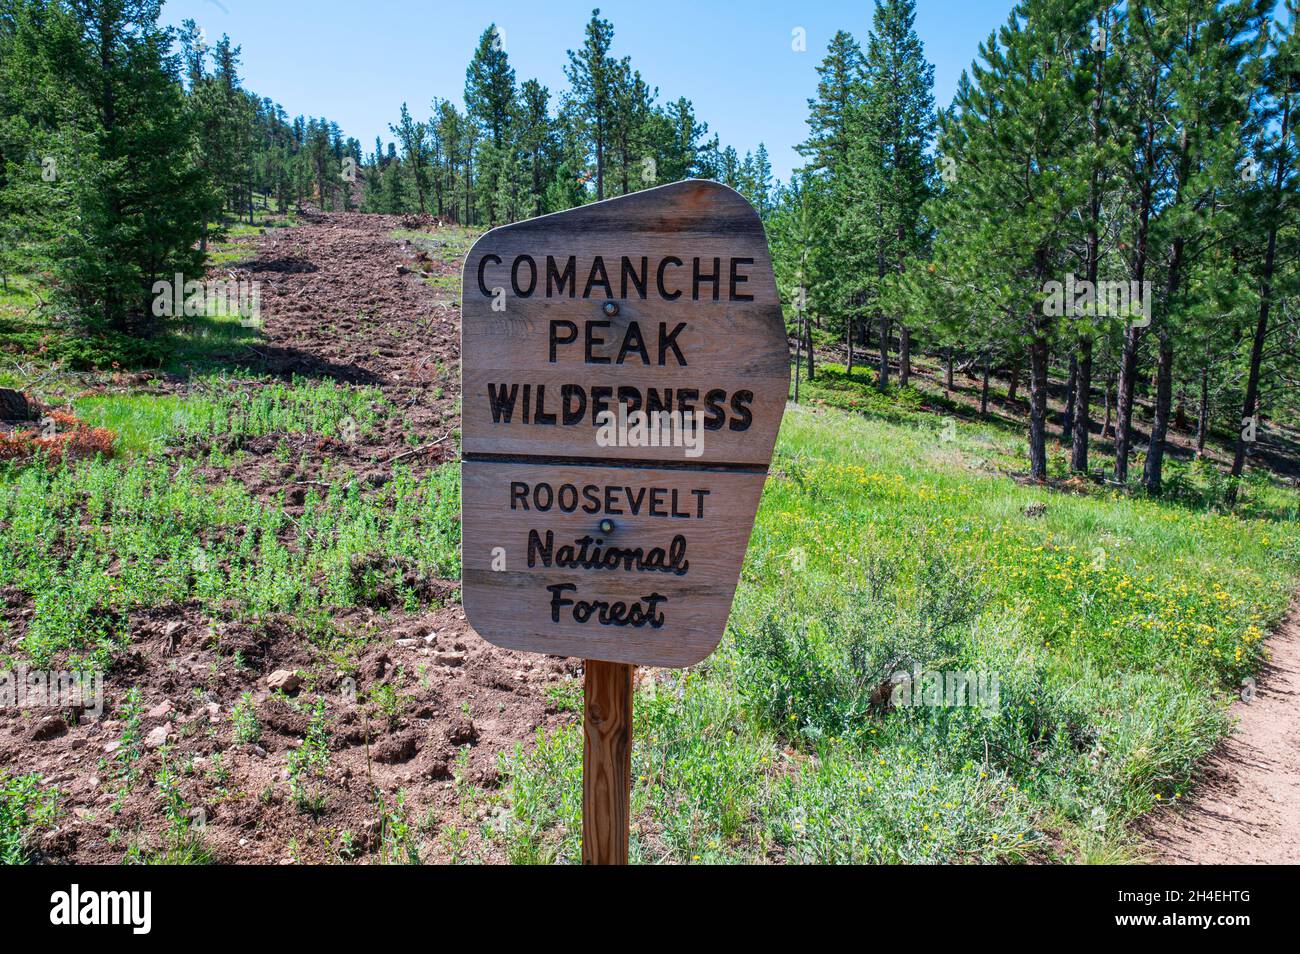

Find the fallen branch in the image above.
[{"left": 381, "top": 433, "right": 450, "bottom": 465}]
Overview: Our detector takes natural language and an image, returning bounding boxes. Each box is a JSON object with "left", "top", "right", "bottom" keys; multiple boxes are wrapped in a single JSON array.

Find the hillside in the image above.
[{"left": 2, "top": 212, "right": 1297, "bottom": 864}]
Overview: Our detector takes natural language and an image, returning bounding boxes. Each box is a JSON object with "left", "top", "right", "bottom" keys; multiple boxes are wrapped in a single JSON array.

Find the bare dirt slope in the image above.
[
  {"left": 2, "top": 211, "right": 578, "bottom": 864},
  {"left": 1149, "top": 602, "right": 1300, "bottom": 864}
]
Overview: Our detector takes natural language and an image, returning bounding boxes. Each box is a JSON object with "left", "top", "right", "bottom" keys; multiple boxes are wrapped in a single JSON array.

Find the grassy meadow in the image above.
[
  {"left": 494, "top": 384, "right": 1300, "bottom": 864},
  {"left": 2, "top": 220, "right": 1297, "bottom": 864}
]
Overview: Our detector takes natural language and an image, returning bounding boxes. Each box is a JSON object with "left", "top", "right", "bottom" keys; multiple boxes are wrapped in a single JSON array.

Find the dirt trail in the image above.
[
  {"left": 1150, "top": 602, "right": 1300, "bottom": 864},
  {"left": 235, "top": 208, "right": 461, "bottom": 429}
]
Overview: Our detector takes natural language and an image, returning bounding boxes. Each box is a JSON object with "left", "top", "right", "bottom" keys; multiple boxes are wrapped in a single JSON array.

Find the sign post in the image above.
[
  {"left": 460, "top": 180, "right": 788, "bottom": 864},
  {"left": 581, "top": 658, "right": 632, "bottom": 864}
]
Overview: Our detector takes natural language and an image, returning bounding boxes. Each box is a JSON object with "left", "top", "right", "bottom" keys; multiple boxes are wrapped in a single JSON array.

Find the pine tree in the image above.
[
  {"left": 27, "top": 0, "right": 211, "bottom": 336},
  {"left": 517, "top": 79, "right": 555, "bottom": 217},
  {"left": 465, "top": 24, "right": 516, "bottom": 148},
  {"left": 797, "top": 30, "right": 865, "bottom": 177},
  {"left": 923, "top": 0, "right": 1086, "bottom": 480},
  {"left": 660, "top": 97, "right": 708, "bottom": 182},
  {"left": 848, "top": 0, "right": 935, "bottom": 389},
  {"left": 610, "top": 64, "right": 654, "bottom": 195},
  {"left": 565, "top": 8, "right": 618, "bottom": 200},
  {"left": 1228, "top": 1, "right": 1299, "bottom": 500},
  {"left": 390, "top": 103, "right": 430, "bottom": 213}
]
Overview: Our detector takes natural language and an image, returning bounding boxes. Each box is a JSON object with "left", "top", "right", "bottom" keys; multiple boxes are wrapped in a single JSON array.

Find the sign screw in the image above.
[
  {"left": 599, "top": 518, "right": 616, "bottom": 534},
  {"left": 602, "top": 301, "right": 619, "bottom": 317}
]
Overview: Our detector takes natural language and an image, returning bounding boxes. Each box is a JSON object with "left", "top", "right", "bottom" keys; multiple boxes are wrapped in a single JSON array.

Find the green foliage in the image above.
[
  {"left": 496, "top": 403, "right": 1300, "bottom": 863},
  {"left": 0, "top": 771, "right": 60, "bottom": 864},
  {"left": 1, "top": 0, "right": 211, "bottom": 336},
  {"left": 375, "top": 789, "right": 422, "bottom": 864},
  {"left": 0, "top": 442, "right": 460, "bottom": 668},
  {"left": 735, "top": 542, "right": 983, "bottom": 745},
  {"left": 112, "top": 687, "right": 146, "bottom": 791},
  {"left": 231, "top": 692, "right": 261, "bottom": 745},
  {"left": 286, "top": 700, "right": 331, "bottom": 815},
  {"left": 173, "top": 376, "right": 391, "bottom": 444}
]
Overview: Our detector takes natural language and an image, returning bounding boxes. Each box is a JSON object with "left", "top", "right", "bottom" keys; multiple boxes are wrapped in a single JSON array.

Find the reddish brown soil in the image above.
[
  {"left": 0, "top": 210, "right": 579, "bottom": 864},
  {"left": 1147, "top": 602, "right": 1300, "bottom": 864}
]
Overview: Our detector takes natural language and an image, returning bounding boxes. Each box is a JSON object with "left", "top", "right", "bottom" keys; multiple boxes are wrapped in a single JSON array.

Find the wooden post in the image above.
[{"left": 582, "top": 659, "right": 633, "bottom": 865}]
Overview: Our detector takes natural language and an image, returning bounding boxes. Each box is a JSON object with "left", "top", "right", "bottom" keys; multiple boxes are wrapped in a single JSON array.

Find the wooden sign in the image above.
[
  {"left": 460, "top": 180, "right": 787, "bottom": 863},
  {"left": 460, "top": 180, "right": 788, "bottom": 667}
]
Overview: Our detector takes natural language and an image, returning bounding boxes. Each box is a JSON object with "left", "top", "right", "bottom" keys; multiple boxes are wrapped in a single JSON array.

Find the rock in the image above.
[
  {"left": 267, "top": 669, "right": 302, "bottom": 693},
  {"left": 471, "top": 763, "right": 501, "bottom": 788},
  {"left": 423, "top": 632, "right": 438, "bottom": 646},
  {"left": 435, "top": 651, "right": 466, "bottom": 668},
  {"left": 250, "top": 745, "right": 268, "bottom": 759},
  {"left": 146, "top": 701, "right": 172, "bottom": 720},
  {"left": 372, "top": 733, "right": 417, "bottom": 764},
  {"left": 144, "top": 723, "right": 171, "bottom": 749},
  {"left": 447, "top": 716, "right": 478, "bottom": 746},
  {"left": 29, "top": 715, "right": 67, "bottom": 741},
  {"left": 0, "top": 388, "right": 38, "bottom": 422},
  {"left": 103, "top": 739, "right": 122, "bottom": 755},
  {"left": 395, "top": 638, "right": 417, "bottom": 648},
  {"left": 367, "top": 654, "right": 391, "bottom": 680}
]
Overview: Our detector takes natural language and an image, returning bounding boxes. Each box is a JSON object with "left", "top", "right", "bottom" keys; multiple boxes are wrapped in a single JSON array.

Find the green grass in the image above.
[
  {"left": 390, "top": 226, "right": 478, "bottom": 300},
  {"left": 71, "top": 374, "right": 394, "bottom": 455},
  {"left": 0, "top": 443, "right": 460, "bottom": 670},
  {"left": 207, "top": 205, "right": 299, "bottom": 267},
  {"left": 74, "top": 393, "right": 195, "bottom": 454},
  {"left": 5, "top": 238, "right": 1297, "bottom": 863},
  {"left": 0, "top": 771, "right": 60, "bottom": 864},
  {"left": 495, "top": 402, "right": 1300, "bottom": 864},
  {"left": 390, "top": 225, "right": 478, "bottom": 260},
  {"left": 0, "top": 205, "right": 291, "bottom": 376}
]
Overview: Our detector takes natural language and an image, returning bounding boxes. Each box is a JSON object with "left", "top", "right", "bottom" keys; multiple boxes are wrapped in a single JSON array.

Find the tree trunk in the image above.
[
  {"left": 1007, "top": 360, "right": 1021, "bottom": 403},
  {"left": 846, "top": 319, "right": 854, "bottom": 376},
  {"left": 1103, "top": 373, "right": 1114, "bottom": 439},
  {"left": 1063, "top": 353, "right": 1078, "bottom": 436},
  {"left": 899, "top": 325, "right": 911, "bottom": 387},
  {"left": 805, "top": 319, "right": 815, "bottom": 382},
  {"left": 1114, "top": 325, "right": 1142, "bottom": 483},
  {"left": 1117, "top": 105, "right": 1157, "bottom": 485},
  {"left": 1227, "top": 92, "right": 1291, "bottom": 504},
  {"left": 1142, "top": 333, "right": 1174, "bottom": 495},
  {"left": 980, "top": 353, "right": 990, "bottom": 416},
  {"left": 945, "top": 348, "right": 954, "bottom": 393},
  {"left": 1071, "top": 337, "right": 1093, "bottom": 474},
  {"left": 877, "top": 317, "right": 890, "bottom": 390},
  {"left": 1196, "top": 364, "right": 1209, "bottom": 457},
  {"left": 1028, "top": 336, "right": 1050, "bottom": 481},
  {"left": 1073, "top": 8, "right": 1102, "bottom": 478},
  {"left": 793, "top": 314, "right": 803, "bottom": 403},
  {"left": 1227, "top": 238, "right": 1275, "bottom": 502},
  {"left": 1142, "top": 211, "right": 1186, "bottom": 495}
]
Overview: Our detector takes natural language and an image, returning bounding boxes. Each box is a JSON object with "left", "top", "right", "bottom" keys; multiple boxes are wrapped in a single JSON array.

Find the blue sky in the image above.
[{"left": 161, "top": 0, "right": 1016, "bottom": 184}]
